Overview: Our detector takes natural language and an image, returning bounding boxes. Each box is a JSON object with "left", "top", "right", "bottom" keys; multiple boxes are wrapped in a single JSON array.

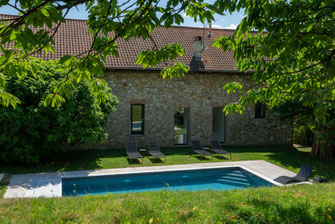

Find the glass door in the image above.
[
  {"left": 174, "top": 107, "right": 189, "bottom": 144},
  {"left": 213, "top": 107, "right": 225, "bottom": 142}
]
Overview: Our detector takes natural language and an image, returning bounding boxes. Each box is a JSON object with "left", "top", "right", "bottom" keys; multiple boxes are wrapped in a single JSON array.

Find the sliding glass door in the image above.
[
  {"left": 213, "top": 107, "right": 225, "bottom": 142},
  {"left": 174, "top": 107, "right": 189, "bottom": 144}
]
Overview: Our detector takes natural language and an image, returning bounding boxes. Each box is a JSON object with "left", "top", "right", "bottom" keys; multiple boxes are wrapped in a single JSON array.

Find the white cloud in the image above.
[
  {"left": 182, "top": 13, "right": 191, "bottom": 18},
  {"left": 211, "top": 24, "right": 224, "bottom": 29},
  {"left": 224, "top": 24, "right": 238, "bottom": 30}
]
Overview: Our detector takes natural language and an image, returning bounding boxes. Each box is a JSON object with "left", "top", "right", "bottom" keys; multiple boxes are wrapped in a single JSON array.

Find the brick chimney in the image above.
[{"left": 193, "top": 36, "right": 203, "bottom": 61}]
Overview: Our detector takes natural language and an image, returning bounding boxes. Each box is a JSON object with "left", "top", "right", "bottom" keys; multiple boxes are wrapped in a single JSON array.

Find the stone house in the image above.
[
  {"left": 100, "top": 25, "right": 293, "bottom": 148},
  {"left": 2, "top": 15, "right": 293, "bottom": 148}
]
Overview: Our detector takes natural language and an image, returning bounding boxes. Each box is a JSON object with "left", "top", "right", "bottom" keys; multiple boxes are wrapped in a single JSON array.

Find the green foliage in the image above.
[
  {"left": 271, "top": 101, "right": 314, "bottom": 147},
  {"left": 294, "top": 123, "right": 314, "bottom": 147},
  {"left": 0, "top": 0, "right": 222, "bottom": 163},
  {"left": 213, "top": 0, "right": 335, "bottom": 144},
  {"left": 135, "top": 44, "right": 185, "bottom": 69},
  {"left": 161, "top": 62, "right": 190, "bottom": 79},
  {"left": 0, "top": 0, "right": 222, "bottom": 108},
  {"left": 223, "top": 81, "right": 243, "bottom": 94},
  {"left": 1, "top": 183, "right": 335, "bottom": 223},
  {"left": 0, "top": 60, "right": 118, "bottom": 164}
]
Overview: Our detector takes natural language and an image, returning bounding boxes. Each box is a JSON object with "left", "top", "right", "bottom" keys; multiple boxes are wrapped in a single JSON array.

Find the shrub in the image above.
[
  {"left": 0, "top": 61, "right": 118, "bottom": 164},
  {"left": 293, "top": 123, "right": 314, "bottom": 147}
]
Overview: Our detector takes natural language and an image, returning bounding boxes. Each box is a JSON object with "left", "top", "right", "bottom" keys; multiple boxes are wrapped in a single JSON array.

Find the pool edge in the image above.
[
  {"left": 60, "top": 164, "right": 282, "bottom": 197},
  {"left": 5, "top": 160, "right": 294, "bottom": 198}
]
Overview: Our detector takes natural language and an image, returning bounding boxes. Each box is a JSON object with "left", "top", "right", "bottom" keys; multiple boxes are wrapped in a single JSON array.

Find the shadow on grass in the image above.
[
  {"left": 224, "top": 145, "right": 299, "bottom": 153},
  {"left": 160, "top": 147, "right": 192, "bottom": 156},
  {"left": 148, "top": 158, "right": 165, "bottom": 163},
  {"left": 192, "top": 155, "right": 212, "bottom": 161},
  {"left": 231, "top": 145, "right": 335, "bottom": 181},
  {"left": 174, "top": 189, "right": 335, "bottom": 223},
  {"left": 1, "top": 145, "right": 334, "bottom": 181},
  {"left": 0, "top": 182, "right": 8, "bottom": 198},
  {"left": 0, "top": 147, "right": 189, "bottom": 174},
  {"left": 0, "top": 149, "right": 127, "bottom": 174},
  {"left": 212, "top": 155, "right": 229, "bottom": 160},
  {"left": 126, "top": 158, "right": 142, "bottom": 164},
  {"left": 236, "top": 197, "right": 328, "bottom": 223},
  {"left": 266, "top": 149, "right": 335, "bottom": 181}
]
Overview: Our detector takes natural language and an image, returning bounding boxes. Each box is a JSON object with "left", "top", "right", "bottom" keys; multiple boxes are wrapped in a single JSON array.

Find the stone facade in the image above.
[{"left": 101, "top": 70, "right": 293, "bottom": 148}]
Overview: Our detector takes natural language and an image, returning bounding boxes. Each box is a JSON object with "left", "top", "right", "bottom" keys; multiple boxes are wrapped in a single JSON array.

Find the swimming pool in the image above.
[{"left": 62, "top": 167, "right": 273, "bottom": 196}]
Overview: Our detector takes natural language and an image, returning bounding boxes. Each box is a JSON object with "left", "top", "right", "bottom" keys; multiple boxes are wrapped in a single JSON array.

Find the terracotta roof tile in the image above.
[{"left": 0, "top": 14, "right": 237, "bottom": 72}]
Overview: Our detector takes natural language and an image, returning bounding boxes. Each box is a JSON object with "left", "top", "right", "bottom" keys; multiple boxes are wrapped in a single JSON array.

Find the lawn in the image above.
[
  {"left": 0, "top": 183, "right": 334, "bottom": 223},
  {"left": 0, "top": 183, "right": 7, "bottom": 198},
  {"left": 1, "top": 145, "right": 335, "bottom": 181},
  {"left": 1, "top": 145, "right": 335, "bottom": 223}
]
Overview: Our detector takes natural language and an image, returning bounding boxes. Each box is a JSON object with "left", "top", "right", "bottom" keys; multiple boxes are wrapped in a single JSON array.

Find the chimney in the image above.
[
  {"left": 193, "top": 36, "right": 203, "bottom": 61},
  {"left": 208, "top": 23, "right": 212, "bottom": 38}
]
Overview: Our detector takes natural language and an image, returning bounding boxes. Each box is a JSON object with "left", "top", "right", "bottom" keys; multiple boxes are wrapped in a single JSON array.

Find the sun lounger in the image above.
[
  {"left": 191, "top": 140, "right": 212, "bottom": 159},
  {"left": 209, "top": 139, "right": 232, "bottom": 159},
  {"left": 274, "top": 165, "right": 313, "bottom": 184},
  {"left": 126, "top": 141, "right": 144, "bottom": 163},
  {"left": 148, "top": 141, "right": 166, "bottom": 161}
]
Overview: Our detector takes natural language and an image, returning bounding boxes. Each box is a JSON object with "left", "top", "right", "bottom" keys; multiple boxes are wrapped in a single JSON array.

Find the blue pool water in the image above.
[{"left": 62, "top": 167, "right": 272, "bottom": 196}]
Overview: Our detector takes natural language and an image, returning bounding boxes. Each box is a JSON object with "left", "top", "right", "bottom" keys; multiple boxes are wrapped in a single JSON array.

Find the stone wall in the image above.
[{"left": 100, "top": 70, "right": 293, "bottom": 148}]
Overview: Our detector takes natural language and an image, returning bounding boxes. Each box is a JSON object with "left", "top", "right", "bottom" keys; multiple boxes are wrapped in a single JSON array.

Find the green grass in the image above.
[
  {"left": 0, "top": 183, "right": 7, "bottom": 198},
  {"left": 1, "top": 145, "right": 335, "bottom": 181},
  {"left": 1, "top": 146, "right": 334, "bottom": 223},
  {"left": 0, "top": 183, "right": 334, "bottom": 223}
]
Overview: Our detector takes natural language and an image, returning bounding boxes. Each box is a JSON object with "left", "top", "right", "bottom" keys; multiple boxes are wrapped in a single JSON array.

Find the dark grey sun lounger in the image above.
[
  {"left": 191, "top": 140, "right": 212, "bottom": 159},
  {"left": 148, "top": 141, "right": 166, "bottom": 161},
  {"left": 126, "top": 141, "right": 144, "bottom": 163},
  {"left": 209, "top": 139, "right": 232, "bottom": 159},
  {"left": 274, "top": 165, "right": 313, "bottom": 184}
]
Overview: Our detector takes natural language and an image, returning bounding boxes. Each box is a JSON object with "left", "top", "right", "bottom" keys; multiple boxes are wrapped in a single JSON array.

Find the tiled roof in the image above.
[{"left": 0, "top": 14, "right": 237, "bottom": 72}]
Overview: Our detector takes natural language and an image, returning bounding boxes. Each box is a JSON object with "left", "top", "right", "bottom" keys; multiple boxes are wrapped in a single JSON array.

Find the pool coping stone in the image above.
[{"left": 4, "top": 160, "right": 307, "bottom": 198}]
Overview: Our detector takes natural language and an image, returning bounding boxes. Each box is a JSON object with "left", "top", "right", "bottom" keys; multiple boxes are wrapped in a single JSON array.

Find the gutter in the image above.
[{"left": 104, "top": 67, "right": 253, "bottom": 75}]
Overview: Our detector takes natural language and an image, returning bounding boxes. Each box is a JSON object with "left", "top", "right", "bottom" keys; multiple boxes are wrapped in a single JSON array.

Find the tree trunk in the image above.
[{"left": 311, "top": 128, "right": 335, "bottom": 158}]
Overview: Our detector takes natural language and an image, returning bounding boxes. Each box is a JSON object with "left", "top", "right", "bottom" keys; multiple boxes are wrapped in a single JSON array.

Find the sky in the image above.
[{"left": 0, "top": 0, "right": 245, "bottom": 29}]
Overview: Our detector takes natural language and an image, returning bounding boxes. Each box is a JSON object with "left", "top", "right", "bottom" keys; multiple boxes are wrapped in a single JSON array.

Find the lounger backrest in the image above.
[
  {"left": 126, "top": 141, "right": 138, "bottom": 152},
  {"left": 297, "top": 165, "right": 314, "bottom": 180},
  {"left": 192, "top": 140, "right": 202, "bottom": 151},
  {"left": 148, "top": 141, "right": 159, "bottom": 152},
  {"left": 210, "top": 139, "right": 221, "bottom": 150}
]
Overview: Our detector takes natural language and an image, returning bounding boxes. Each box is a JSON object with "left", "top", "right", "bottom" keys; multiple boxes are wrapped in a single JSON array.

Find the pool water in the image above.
[{"left": 62, "top": 167, "right": 272, "bottom": 196}]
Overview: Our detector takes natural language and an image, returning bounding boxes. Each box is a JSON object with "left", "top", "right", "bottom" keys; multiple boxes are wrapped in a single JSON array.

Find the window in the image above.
[
  {"left": 213, "top": 107, "right": 226, "bottom": 142},
  {"left": 174, "top": 107, "right": 189, "bottom": 144},
  {"left": 131, "top": 104, "right": 144, "bottom": 135},
  {"left": 255, "top": 102, "right": 266, "bottom": 118}
]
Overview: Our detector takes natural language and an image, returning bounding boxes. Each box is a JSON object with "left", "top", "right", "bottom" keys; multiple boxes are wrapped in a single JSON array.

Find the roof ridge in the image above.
[
  {"left": 0, "top": 13, "right": 238, "bottom": 72},
  {"left": 0, "top": 13, "right": 235, "bottom": 31}
]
